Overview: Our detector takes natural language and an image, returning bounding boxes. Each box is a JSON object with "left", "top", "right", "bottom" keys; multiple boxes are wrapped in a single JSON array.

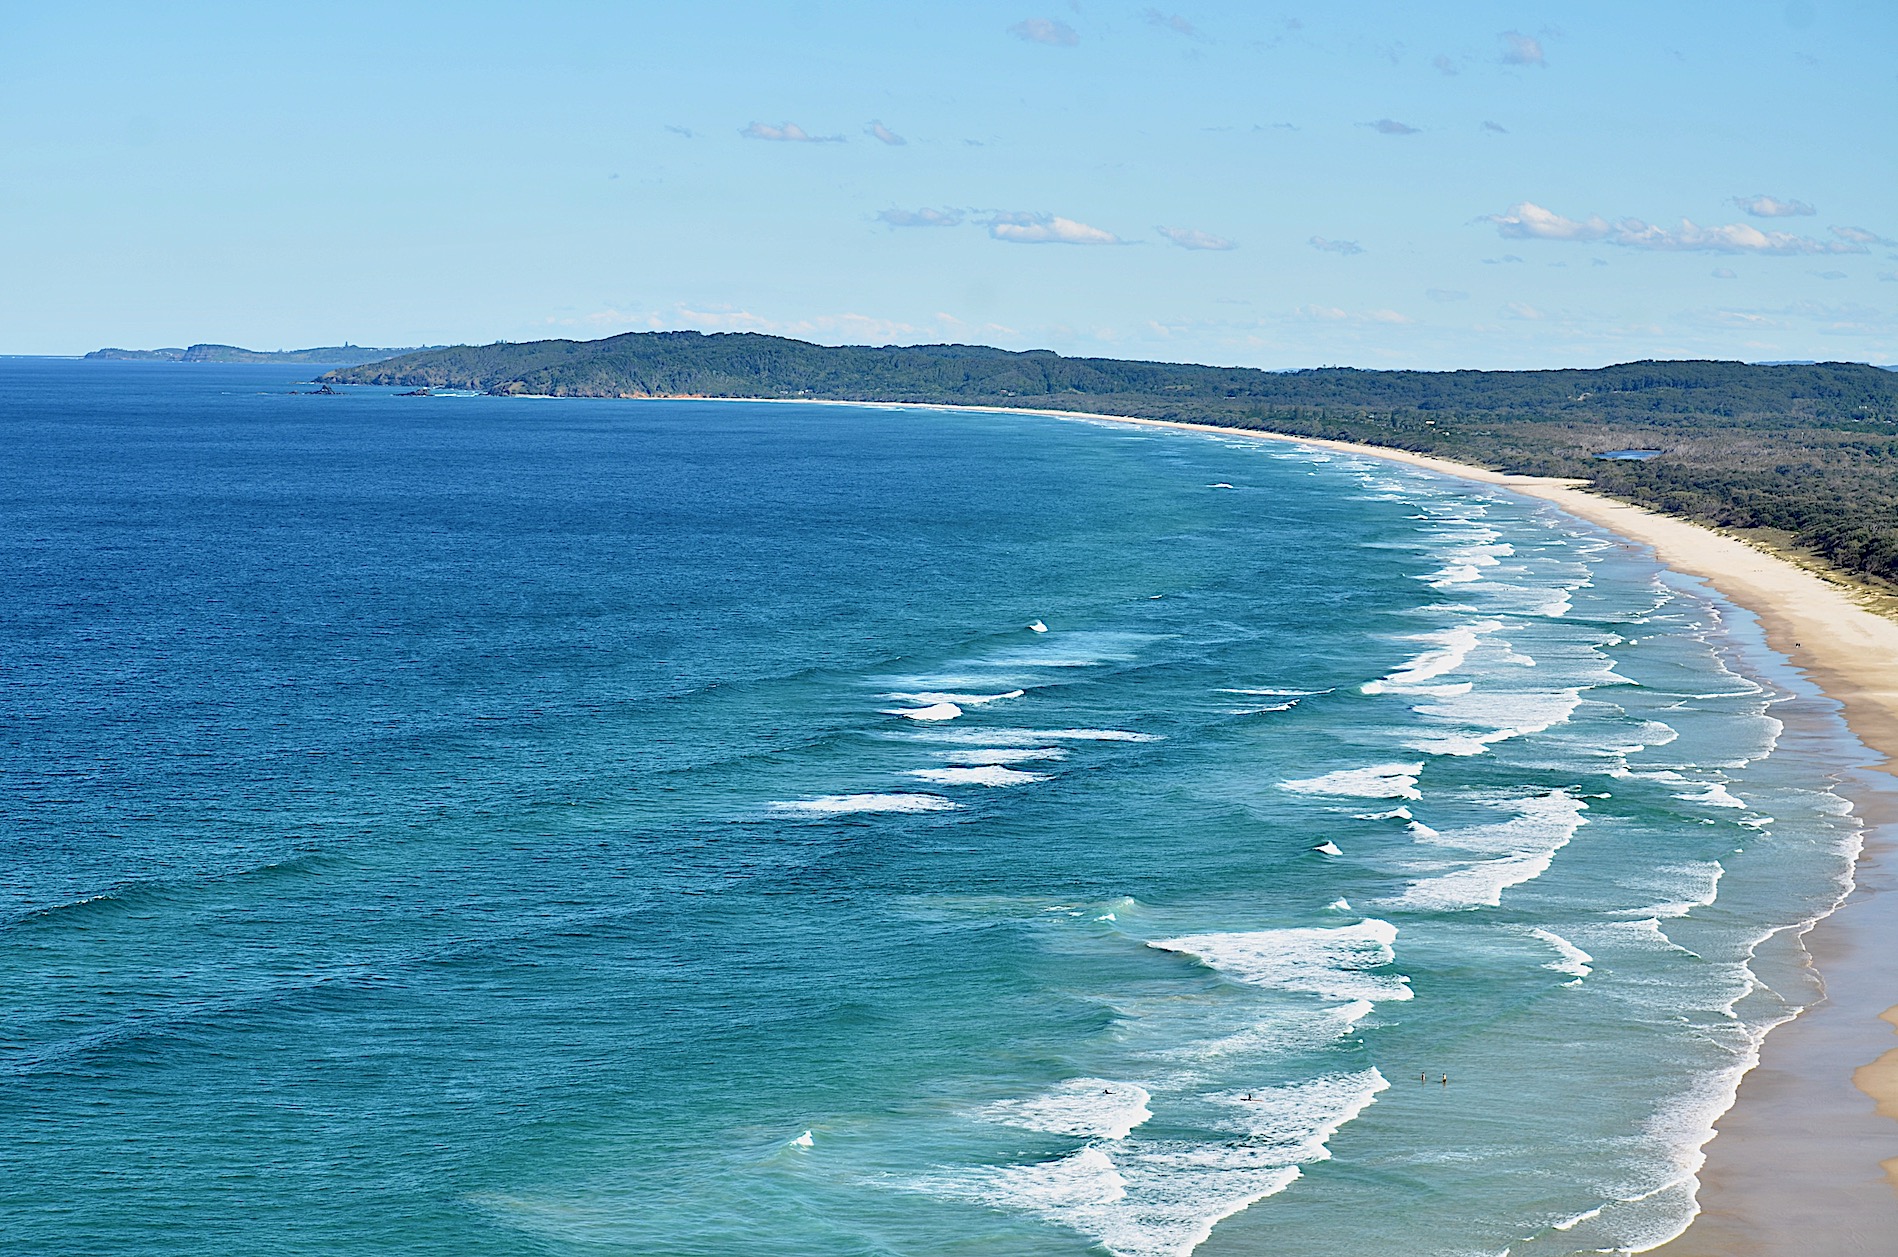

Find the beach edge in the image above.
[{"left": 857, "top": 397, "right": 1898, "bottom": 1249}]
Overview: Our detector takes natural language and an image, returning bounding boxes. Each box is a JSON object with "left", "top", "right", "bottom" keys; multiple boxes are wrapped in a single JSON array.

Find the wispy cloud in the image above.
[
  {"left": 1712, "top": 267, "right": 1738, "bottom": 279},
  {"left": 1309, "top": 236, "right": 1364, "bottom": 255},
  {"left": 1732, "top": 194, "right": 1815, "bottom": 218},
  {"left": 1482, "top": 120, "right": 1509, "bottom": 134},
  {"left": 1832, "top": 225, "right": 1895, "bottom": 246},
  {"left": 1484, "top": 201, "right": 1871, "bottom": 254},
  {"left": 989, "top": 212, "right": 1122, "bottom": 245},
  {"left": 1143, "top": 9, "right": 1199, "bottom": 38},
  {"left": 1009, "top": 17, "right": 1079, "bottom": 46},
  {"left": 878, "top": 207, "right": 963, "bottom": 228},
  {"left": 1157, "top": 225, "right": 1235, "bottom": 250},
  {"left": 866, "top": 121, "right": 906, "bottom": 146},
  {"left": 1503, "top": 301, "right": 1545, "bottom": 320},
  {"left": 1432, "top": 54, "right": 1458, "bottom": 75},
  {"left": 740, "top": 121, "right": 844, "bottom": 143},
  {"left": 1295, "top": 304, "right": 1411, "bottom": 325},
  {"left": 1485, "top": 202, "right": 1610, "bottom": 241},
  {"left": 1426, "top": 288, "right": 1469, "bottom": 302},
  {"left": 1499, "top": 30, "right": 1546, "bottom": 67},
  {"left": 665, "top": 125, "right": 694, "bottom": 139},
  {"left": 1368, "top": 118, "right": 1419, "bottom": 136}
]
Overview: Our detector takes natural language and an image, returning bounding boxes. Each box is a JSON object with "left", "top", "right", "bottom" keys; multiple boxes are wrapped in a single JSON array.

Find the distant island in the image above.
[
  {"left": 322, "top": 331, "right": 1898, "bottom": 588},
  {"left": 88, "top": 343, "right": 431, "bottom": 365}
]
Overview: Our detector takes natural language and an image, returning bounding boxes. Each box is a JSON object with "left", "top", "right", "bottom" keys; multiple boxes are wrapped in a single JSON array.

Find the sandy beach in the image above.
[{"left": 911, "top": 400, "right": 1898, "bottom": 1252}]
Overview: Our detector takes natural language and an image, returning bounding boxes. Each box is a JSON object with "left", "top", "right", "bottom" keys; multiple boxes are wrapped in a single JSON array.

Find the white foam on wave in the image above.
[
  {"left": 1528, "top": 927, "right": 1594, "bottom": 979},
  {"left": 1282, "top": 762, "right": 1423, "bottom": 800},
  {"left": 1218, "top": 688, "right": 1327, "bottom": 697},
  {"left": 918, "top": 727, "right": 1162, "bottom": 745},
  {"left": 1673, "top": 781, "right": 1747, "bottom": 809},
  {"left": 889, "top": 689, "right": 1026, "bottom": 707},
  {"left": 1150, "top": 920, "right": 1413, "bottom": 1004},
  {"left": 1312, "top": 841, "right": 1342, "bottom": 856},
  {"left": 1386, "top": 792, "right": 1587, "bottom": 911},
  {"left": 770, "top": 793, "right": 960, "bottom": 815},
  {"left": 1627, "top": 860, "right": 1726, "bottom": 919},
  {"left": 934, "top": 1068, "right": 1390, "bottom": 1257},
  {"left": 1219, "top": 1068, "right": 1389, "bottom": 1160},
  {"left": 1167, "top": 999, "right": 1377, "bottom": 1065},
  {"left": 980, "top": 1079, "right": 1154, "bottom": 1140},
  {"left": 1404, "top": 687, "right": 1584, "bottom": 758},
  {"left": 945, "top": 1145, "right": 1298, "bottom": 1257},
  {"left": 1362, "top": 622, "right": 1500, "bottom": 694},
  {"left": 937, "top": 747, "right": 1068, "bottom": 765},
  {"left": 1354, "top": 806, "right": 1412, "bottom": 821},
  {"left": 907, "top": 765, "right": 1048, "bottom": 787},
  {"left": 885, "top": 701, "right": 964, "bottom": 722}
]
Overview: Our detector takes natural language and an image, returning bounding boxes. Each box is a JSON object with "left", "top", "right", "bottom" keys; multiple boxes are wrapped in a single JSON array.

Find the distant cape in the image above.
[{"left": 86, "top": 343, "right": 432, "bottom": 365}]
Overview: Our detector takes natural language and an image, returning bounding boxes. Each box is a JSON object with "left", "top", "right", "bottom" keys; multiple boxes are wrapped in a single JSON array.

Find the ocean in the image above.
[{"left": 0, "top": 359, "right": 1869, "bottom": 1256}]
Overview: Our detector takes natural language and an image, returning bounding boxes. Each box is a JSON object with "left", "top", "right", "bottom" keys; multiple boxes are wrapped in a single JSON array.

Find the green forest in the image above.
[{"left": 325, "top": 332, "right": 1898, "bottom": 586}]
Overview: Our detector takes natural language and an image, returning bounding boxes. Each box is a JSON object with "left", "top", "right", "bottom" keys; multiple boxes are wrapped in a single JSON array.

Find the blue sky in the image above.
[{"left": 4, "top": 0, "right": 1893, "bottom": 367}]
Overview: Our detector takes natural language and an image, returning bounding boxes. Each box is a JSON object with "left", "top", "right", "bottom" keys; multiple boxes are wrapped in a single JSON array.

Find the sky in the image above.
[{"left": 3, "top": 0, "right": 1894, "bottom": 368}]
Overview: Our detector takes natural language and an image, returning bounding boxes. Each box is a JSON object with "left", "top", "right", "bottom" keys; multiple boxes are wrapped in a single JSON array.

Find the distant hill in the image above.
[
  {"left": 322, "top": 331, "right": 1898, "bottom": 588},
  {"left": 87, "top": 343, "right": 430, "bottom": 365}
]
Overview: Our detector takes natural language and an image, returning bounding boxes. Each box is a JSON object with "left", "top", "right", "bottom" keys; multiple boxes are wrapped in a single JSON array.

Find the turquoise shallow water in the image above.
[{"left": 0, "top": 361, "right": 1868, "bottom": 1255}]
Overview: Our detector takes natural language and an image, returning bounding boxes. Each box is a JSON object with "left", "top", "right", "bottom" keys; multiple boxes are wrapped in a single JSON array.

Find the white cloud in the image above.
[
  {"left": 1309, "top": 236, "right": 1364, "bottom": 255},
  {"left": 1880, "top": 271, "right": 1898, "bottom": 283},
  {"left": 1295, "top": 304, "right": 1411, "bottom": 324},
  {"left": 1158, "top": 225, "right": 1236, "bottom": 250},
  {"left": 1611, "top": 218, "right": 1866, "bottom": 254},
  {"left": 1009, "top": 17, "right": 1079, "bottom": 46},
  {"left": 1712, "top": 267, "right": 1738, "bottom": 278},
  {"left": 1832, "top": 225, "right": 1895, "bottom": 246},
  {"left": 1503, "top": 301, "right": 1545, "bottom": 320},
  {"left": 1426, "top": 288, "right": 1469, "bottom": 302},
  {"left": 1484, "top": 201, "right": 1871, "bottom": 254},
  {"left": 1432, "top": 54, "right": 1458, "bottom": 76},
  {"left": 878, "top": 207, "right": 962, "bottom": 227},
  {"left": 740, "top": 121, "right": 843, "bottom": 143},
  {"left": 1499, "top": 30, "right": 1546, "bottom": 67},
  {"left": 1732, "top": 194, "right": 1815, "bottom": 218},
  {"left": 988, "top": 213, "right": 1122, "bottom": 245},
  {"left": 1370, "top": 118, "right": 1419, "bottom": 135},
  {"left": 1486, "top": 202, "right": 1610, "bottom": 241},
  {"left": 1815, "top": 270, "right": 1848, "bottom": 280},
  {"left": 866, "top": 121, "right": 906, "bottom": 146}
]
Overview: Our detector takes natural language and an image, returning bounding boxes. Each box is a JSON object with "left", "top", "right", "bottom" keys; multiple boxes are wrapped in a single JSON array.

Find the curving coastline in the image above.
[
  {"left": 938, "top": 399, "right": 1898, "bottom": 1253},
  {"left": 467, "top": 388, "right": 1898, "bottom": 1247}
]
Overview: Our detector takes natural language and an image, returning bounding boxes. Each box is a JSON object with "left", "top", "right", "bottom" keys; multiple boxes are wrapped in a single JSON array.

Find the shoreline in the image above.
[
  {"left": 949, "top": 400, "right": 1898, "bottom": 1251},
  {"left": 515, "top": 391, "right": 1898, "bottom": 1246},
  {"left": 799, "top": 397, "right": 1898, "bottom": 1249}
]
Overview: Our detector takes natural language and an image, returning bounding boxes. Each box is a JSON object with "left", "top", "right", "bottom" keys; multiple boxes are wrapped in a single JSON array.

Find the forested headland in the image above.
[{"left": 323, "top": 332, "right": 1898, "bottom": 587}]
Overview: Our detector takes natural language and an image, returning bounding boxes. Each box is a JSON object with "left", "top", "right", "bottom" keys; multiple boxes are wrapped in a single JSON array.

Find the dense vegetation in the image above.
[
  {"left": 325, "top": 332, "right": 1898, "bottom": 585},
  {"left": 88, "top": 343, "right": 426, "bottom": 364}
]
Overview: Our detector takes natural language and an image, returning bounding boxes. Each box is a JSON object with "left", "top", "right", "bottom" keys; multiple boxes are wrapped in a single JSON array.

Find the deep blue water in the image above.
[{"left": 0, "top": 361, "right": 1867, "bottom": 1255}]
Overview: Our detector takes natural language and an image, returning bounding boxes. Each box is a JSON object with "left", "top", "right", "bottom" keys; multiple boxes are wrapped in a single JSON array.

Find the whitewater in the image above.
[{"left": 0, "top": 364, "right": 1867, "bottom": 1257}]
